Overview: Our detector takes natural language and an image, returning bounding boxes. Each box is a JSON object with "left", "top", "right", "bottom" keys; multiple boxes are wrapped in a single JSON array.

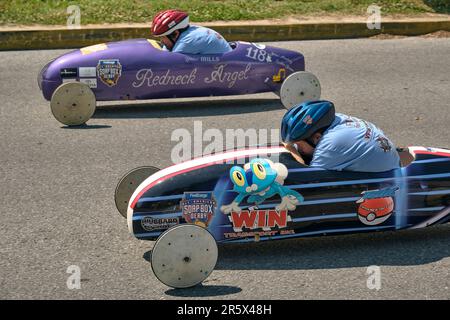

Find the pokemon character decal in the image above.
[
  {"left": 356, "top": 187, "right": 398, "bottom": 226},
  {"left": 220, "top": 158, "right": 304, "bottom": 232}
]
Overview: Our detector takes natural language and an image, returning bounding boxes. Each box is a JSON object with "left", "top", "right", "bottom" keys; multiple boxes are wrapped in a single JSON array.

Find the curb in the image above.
[{"left": 1, "top": 20, "right": 449, "bottom": 50}]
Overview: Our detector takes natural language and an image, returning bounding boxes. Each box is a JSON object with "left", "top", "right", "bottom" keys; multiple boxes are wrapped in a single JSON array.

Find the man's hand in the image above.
[{"left": 283, "top": 142, "right": 307, "bottom": 165}]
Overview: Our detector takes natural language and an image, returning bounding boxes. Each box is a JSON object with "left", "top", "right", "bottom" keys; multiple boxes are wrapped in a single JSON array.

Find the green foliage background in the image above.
[{"left": 0, "top": 0, "right": 448, "bottom": 25}]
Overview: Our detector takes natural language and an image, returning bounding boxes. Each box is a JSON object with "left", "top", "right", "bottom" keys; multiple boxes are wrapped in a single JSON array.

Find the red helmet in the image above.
[{"left": 151, "top": 9, "right": 189, "bottom": 37}]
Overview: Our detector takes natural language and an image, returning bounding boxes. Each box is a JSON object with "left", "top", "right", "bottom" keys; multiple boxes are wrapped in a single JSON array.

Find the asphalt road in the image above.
[{"left": 0, "top": 37, "right": 449, "bottom": 300}]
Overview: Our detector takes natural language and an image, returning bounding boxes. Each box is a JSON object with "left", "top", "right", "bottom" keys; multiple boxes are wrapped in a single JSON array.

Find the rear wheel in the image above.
[
  {"left": 50, "top": 82, "right": 96, "bottom": 126},
  {"left": 280, "top": 71, "right": 321, "bottom": 109},
  {"left": 114, "top": 166, "right": 160, "bottom": 218},
  {"left": 151, "top": 224, "right": 218, "bottom": 288}
]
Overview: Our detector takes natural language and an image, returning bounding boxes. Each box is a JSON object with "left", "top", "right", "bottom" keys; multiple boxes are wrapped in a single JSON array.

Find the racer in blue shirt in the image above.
[
  {"left": 281, "top": 100, "right": 401, "bottom": 172},
  {"left": 151, "top": 9, "right": 232, "bottom": 54}
]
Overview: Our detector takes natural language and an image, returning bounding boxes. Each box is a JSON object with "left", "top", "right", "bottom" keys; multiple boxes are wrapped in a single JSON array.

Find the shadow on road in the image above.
[
  {"left": 215, "top": 225, "right": 450, "bottom": 270},
  {"left": 142, "top": 251, "right": 242, "bottom": 297},
  {"left": 61, "top": 124, "right": 112, "bottom": 129},
  {"left": 142, "top": 224, "right": 450, "bottom": 272},
  {"left": 165, "top": 284, "right": 242, "bottom": 298},
  {"left": 92, "top": 98, "right": 284, "bottom": 119}
]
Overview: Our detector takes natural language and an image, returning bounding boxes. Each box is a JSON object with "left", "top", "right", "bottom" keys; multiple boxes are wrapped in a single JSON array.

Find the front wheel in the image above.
[
  {"left": 50, "top": 82, "right": 96, "bottom": 126},
  {"left": 151, "top": 224, "right": 218, "bottom": 289},
  {"left": 280, "top": 71, "right": 321, "bottom": 109},
  {"left": 114, "top": 166, "right": 160, "bottom": 218}
]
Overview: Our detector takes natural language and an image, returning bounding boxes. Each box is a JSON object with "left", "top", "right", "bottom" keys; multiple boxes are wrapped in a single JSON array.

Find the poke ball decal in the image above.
[{"left": 357, "top": 197, "right": 394, "bottom": 226}]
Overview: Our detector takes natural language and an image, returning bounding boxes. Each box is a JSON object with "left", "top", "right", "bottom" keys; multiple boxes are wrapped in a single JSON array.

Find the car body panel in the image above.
[
  {"left": 126, "top": 146, "right": 450, "bottom": 243},
  {"left": 39, "top": 39, "right": 305, "bottom": 101}
]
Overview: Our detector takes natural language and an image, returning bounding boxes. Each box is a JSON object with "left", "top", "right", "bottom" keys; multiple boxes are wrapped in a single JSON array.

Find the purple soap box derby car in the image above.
[{"left": 38, "top": 39, "right": 321, "bottom": 126}]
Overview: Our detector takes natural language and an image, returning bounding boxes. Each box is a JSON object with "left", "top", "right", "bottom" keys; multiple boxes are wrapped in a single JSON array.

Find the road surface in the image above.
[{"left": 0, "top": 37, "right": 449, "bottom": 299}]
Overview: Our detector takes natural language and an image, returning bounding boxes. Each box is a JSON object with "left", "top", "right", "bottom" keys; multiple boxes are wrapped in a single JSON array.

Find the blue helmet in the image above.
[{"left": 281, "top": 100, "right": 335, "bottom": 143}]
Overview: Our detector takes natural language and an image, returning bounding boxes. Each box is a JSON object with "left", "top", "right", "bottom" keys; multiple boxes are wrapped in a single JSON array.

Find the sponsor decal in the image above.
[
  {"left": 228, "top": 209, "right": 292, "bottom": 232},
  {"left": 272, "top": 68, "right": 286, "bottom": 83},
  {"left": 97, "top": 60, "right": 122, "bottom": 87},
  {"left": 79, "top": 78, "right": 97, "bottom": 89},
  {"left": 60, "top": 68, "right": 78, "bottom": 79},
  {"left": 224, "top": 229, "right": 295, "bottom": 239},
  {"left": 204, "top": 63, "right": 252, "bottom": 89},
  {"left": 141, "top": 216, "right": 179, "bottom": 231},
  {"left": 220, "top": 158, "right": 303, "bottom": 231},
  {"left": 180, "top": 192, "right": 216, "bottom": 227},
  {"left": 80, "top": 43, "right": 108, "bottom": 55},
  {"left": 200, "top": 56, "right": 221, "bottom": 63},
  {"left": 62, "top": 78, "right": 78, "bottom": 83},
  {"left": 132, "top": 68, "right": 197, "bottom": 88},
  {"left": 78, "top": 67, "right": 97, "bottom": 78},
  {"left": 356, "top": 187, "right": 398, "bottom": 226}
]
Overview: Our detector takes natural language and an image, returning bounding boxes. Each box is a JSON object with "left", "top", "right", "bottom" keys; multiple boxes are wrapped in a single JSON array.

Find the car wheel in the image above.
[
  {"left": 114, "top": 166, "right": 160, "bottom": 218},
  {"left": 151, "top": 224, "right": 218, "bottom": 289},
  {"left": 280, "top": 71, "right": 321, "bottom": 109},
  {"left": 50, "top": 82, "right": 96, "bottom": 126}
]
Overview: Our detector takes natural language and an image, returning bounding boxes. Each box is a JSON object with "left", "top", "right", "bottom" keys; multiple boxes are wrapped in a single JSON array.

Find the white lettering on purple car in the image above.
[
  {"left": 132, "top": 68, "right": 198, "bottom": 88},
  {"left": 204, "top": 63, "right": 251, "bottom": 88}
]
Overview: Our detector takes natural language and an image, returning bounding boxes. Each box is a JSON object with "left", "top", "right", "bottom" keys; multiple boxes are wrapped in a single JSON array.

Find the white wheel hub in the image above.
[
  {"left": 50, "top": 82, "right": 96, "bottom": 126},
  {"left": 151, "top": 224, "right": 218, "bottom": 288},
  {"left": 280, "top": 71, "right": 321, "bottom": 109}
]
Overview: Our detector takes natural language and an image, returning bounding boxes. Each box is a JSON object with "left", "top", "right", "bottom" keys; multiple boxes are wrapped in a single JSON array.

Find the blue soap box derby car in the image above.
[{"left": 115, "top": 145, "right": 450, "bottom": 288}]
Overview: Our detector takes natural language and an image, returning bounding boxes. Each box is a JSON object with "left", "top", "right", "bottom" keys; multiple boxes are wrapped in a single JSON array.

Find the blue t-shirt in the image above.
[
  {"left": 310, "top": 113, "right": 400, "bottom": 172},
  {"left": 165, "top": 25, "right": 232, "bottom": 54}
]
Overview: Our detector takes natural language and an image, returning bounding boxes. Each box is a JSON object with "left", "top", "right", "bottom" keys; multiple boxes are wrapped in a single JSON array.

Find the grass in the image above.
[{"left": 0, "top": 0, "right": 448, "bottom": 26}]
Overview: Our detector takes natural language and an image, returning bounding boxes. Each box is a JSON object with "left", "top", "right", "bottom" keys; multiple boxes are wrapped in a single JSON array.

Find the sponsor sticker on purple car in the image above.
[
  {"left": 80, "top": 43, "right": 108, "bottom": 55},
  {"left": 60, "top": 68, "right": 78, "bottom": 79},
  {"left": 80, "top": 78, "right": 97, "bottom": 89},
  {"left": 97, "top": 59, "right": 122, "bottom": 87},
  {"left": 79, "top": 67, "right": 97, "bottom": 78}
]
